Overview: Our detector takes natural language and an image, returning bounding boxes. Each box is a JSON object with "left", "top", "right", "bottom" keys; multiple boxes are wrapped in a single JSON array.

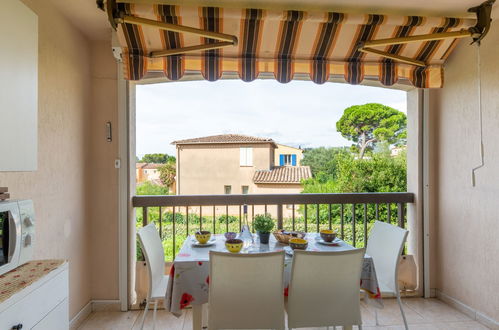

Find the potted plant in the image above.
[{"left": 254, "top": 213, "right": 275, "bottom": 244}]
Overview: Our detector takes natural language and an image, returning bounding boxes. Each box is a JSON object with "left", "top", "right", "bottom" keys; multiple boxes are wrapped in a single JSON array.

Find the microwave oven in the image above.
[{"left": 0, "top": 200, "right": 35, "bottom": 275}]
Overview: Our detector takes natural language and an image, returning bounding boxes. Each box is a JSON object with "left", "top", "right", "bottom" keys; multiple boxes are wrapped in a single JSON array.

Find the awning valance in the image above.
[{"left": 114, "top": 3, "right": 476, "bottom": 88}]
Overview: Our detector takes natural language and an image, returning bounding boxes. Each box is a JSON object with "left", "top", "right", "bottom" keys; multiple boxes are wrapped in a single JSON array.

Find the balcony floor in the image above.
[{"left": 77, "top": 298, "right": 489, "bottom": 329}]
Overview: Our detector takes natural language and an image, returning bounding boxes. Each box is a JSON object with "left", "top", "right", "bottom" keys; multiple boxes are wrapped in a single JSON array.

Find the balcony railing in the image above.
[{"left": 132, "top": 192, "right": 414, "bottom": 261}]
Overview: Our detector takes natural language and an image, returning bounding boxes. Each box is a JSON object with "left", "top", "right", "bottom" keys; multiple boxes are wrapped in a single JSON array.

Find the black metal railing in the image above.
[{"left": 133, "top": 192, "right": 414, "bottom": 261}]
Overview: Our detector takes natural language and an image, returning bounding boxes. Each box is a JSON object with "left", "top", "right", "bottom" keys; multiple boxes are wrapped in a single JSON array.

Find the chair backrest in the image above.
[
  {"left": 137, "top": 223, "right": 166, "bottom": 299},
  {"left": 208, "top": 251, "right": 285, "bottom": 330},
  {"left": 287, "top": 249, "right": 364, "bottom": 328},
  {"left": 366, "top": 221, "right": 408, "bottom": 293}
]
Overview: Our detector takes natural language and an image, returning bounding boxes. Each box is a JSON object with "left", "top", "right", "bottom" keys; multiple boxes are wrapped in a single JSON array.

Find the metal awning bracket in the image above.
[
  {"left": 97, "top": 0, "right": 238, "bottom": 57},
  {"left": 356, "top": 0, "right": 495, "bottom": 65}
]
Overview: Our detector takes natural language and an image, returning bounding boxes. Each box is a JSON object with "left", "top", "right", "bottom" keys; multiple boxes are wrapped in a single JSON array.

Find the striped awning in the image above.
[{"left": 115, "top": 4, "right": 475, "bottom": 88}]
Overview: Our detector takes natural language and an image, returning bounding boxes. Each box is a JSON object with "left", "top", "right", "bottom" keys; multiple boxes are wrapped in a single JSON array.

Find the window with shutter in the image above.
[{"left": 240, "top": 147, "right": 253, "bottom": 166}]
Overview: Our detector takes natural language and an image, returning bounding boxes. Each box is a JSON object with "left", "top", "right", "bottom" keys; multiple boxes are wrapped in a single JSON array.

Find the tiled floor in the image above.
[{"left": 77, "top": 298, "right": 489, "bottom": 330}]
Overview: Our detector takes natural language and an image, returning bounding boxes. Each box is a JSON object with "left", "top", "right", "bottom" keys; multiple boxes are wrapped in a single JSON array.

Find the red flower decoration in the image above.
[
  {"left": 180, "top": 293, "right": 194, "bottom": 309},
  {"left": 198, "top": 261, "right": 203, "bottom": 266},
  {"left": 284, "top": 287, "right": 289, "bottom": 297}
]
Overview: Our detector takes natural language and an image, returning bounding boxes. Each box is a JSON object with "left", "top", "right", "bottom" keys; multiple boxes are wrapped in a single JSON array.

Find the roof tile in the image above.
[
  {"left": 172, "top": 134, "right": 275, "bottom": 145},
  {"left": 253, "top": 166, "right": 312, "bottom": 184}
]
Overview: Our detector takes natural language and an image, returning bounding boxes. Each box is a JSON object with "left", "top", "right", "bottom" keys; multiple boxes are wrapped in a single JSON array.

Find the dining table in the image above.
[{"left": 165, "top": 233, "right": 383, "bottom": 330}]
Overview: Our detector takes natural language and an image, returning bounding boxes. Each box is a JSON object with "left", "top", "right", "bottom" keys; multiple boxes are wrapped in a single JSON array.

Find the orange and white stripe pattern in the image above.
[{"left": 116, "top": 4, "right": 474, "bottom": 88}]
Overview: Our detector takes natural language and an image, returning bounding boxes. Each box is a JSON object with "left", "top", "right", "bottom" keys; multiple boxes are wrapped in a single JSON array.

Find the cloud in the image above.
[{"left": 136, "top": 80, "right": 407, "bottom": 157}]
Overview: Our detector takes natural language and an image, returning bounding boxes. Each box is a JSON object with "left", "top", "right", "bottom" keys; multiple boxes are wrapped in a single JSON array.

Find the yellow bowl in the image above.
[
  {"left": 289, "top": 238, "right": 308, "bottom": 250},
  {"left": 225, "top": 239, "right": 243, "bottom": 253},
  {"left": 195, "top": 231, "right": 212, "bottom": 244},
  {"left": 320, "top": 229, "right": 337, "bottom": 242}
]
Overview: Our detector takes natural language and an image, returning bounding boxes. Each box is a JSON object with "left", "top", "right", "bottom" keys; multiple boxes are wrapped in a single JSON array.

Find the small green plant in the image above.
[{"left": 253, "top": 213, "right": 275, "bottom": 233}]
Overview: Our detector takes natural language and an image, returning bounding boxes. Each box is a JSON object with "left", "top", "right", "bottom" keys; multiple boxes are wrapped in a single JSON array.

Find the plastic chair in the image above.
[
  {"left": 208, "top": 250, "right": 285, "bottom": 330},
  {"left": 366, "top": 221, "right": 409, "bottom": 330},
  {"left": 137, "top": 223, "right": 169, "bottom": 330},
  {"left": 286, "top": 249, "right": 365, "bottom": 329}
]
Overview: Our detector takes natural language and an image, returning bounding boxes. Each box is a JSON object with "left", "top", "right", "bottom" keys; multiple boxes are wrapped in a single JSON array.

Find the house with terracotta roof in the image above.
[
  {"left": 172, "top": 134, "right": 311, "bottom": 201},
  {"left": 136, "top": 163, "right": 175, "bottom": 193}
]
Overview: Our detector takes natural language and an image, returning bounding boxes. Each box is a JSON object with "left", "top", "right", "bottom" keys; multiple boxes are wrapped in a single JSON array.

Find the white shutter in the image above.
[
  {"left": 240, "top": 147, "right": 253, "bottom": 166},
  {"left": 240, "top": 147, "right": 246, "bottom": 166},
  {"left": 246, "top": 147, "right": 253, "bottom": 166}
]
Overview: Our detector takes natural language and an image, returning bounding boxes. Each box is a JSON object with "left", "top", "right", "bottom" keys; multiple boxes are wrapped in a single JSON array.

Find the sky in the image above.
[{"left": 136, "top": 80, "right": 407, "bottom": 158}]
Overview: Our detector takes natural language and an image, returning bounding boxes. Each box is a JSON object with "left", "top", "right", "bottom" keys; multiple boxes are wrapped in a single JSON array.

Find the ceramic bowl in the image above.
[
  {"left": 320, "top": 229, "right": 337, "bottom": 242},
  {"left": 289, "top": 238, "right": 308, "bottom": 250},
  {"left": 225, "top": 239, "right": 243, "bottom": 253},
  {"left": 224, "top": 232, "right": 237, "bottom": 240},
  {"left": 195, "top": 231, "right": 212, "bottom": 244}
]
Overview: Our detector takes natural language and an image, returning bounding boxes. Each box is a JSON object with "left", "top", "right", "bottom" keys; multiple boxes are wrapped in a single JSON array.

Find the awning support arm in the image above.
[
  {"left": 359, "top": 48, "right": 426, "bottom": 67},
  {"left": 150, "top": 42, "right": 234, "bottom": 58},
  {"left": 358, "top": 29, "right": 474, "bottom": 49},
  {"left": 117, "top": 15, "right": 238, "bottom": 45}
]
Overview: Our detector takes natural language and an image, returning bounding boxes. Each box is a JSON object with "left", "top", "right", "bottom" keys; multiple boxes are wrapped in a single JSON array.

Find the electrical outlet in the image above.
[{"left": 115, "top": 159, "right": 121, "bottom": 169}]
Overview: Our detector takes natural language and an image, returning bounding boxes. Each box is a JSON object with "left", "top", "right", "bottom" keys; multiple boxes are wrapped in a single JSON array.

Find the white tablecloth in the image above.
[{"left": 166, "top": 233, "right": 383, "bottom": 316}]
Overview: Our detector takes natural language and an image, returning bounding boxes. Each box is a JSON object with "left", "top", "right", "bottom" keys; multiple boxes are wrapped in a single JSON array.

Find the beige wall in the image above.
[
  {"left": 275, "top": 144, "right": 303, "bottom": 166},
  {"left": 0, "top": 1, "right": 119, "bottom": 318},
  {"left": 177, "top": 143, "right": 274, "bottom": 195},
  {"left": 429, "top": 21, "right": 499, "bottom": 322},
  {"left": 88, "top": 41, "right": 119, "bottom": 301},
  {"left": 0, "top": 0, "right": 92, "bottom": 318}
]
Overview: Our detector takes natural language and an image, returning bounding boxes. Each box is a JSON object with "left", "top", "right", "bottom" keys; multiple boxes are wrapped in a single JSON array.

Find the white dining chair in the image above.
[
  {"left": 208, "top": 250, "right": 285, "bottom": 330},
  {"left": 137, "top": 223, "right": 169, "bottom": 330},
  {"left": 366, "top": 221, "right": 409, "bottom": 329},
  {"left": 286, "top": 249, "right": 365, "bottom": 329}
]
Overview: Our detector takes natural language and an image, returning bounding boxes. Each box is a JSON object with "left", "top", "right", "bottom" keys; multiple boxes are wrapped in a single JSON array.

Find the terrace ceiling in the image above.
[
  {"left": 49, "top": 0, "right": 496, "bottom": 87},
  {"left": 50, "top": 0, "right": 498, "bottom": 42}
]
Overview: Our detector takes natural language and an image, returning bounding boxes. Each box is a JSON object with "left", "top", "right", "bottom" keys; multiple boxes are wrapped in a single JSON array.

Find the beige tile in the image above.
[
  {"left": 182, "top": 309, "right": 193, "bottom": 330},
  {"left": 386, "top": 320, "right": 489, "bottom": 329},
  {"left": 78, "top": 298, "right": 487, "bottom": 330},
  {"left": 404, "top": 298, "right": 473, "bottom": 323},
  {"left": 131, "top": 309, "right": 185, "bottom": 330},
  {"left": 78, "top": 311, "right": 140, "bottom": 330},
  {"left": 363, "top": 298, "right": 426, "bottom": 326}
]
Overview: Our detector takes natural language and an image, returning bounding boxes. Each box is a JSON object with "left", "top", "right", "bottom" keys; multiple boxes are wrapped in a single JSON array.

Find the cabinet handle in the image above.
[{"left": 12, "top": 324, "right": 23, "bottom": 330}]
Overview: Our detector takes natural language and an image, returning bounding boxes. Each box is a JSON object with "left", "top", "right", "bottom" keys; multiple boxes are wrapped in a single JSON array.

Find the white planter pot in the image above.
[
  {"left": 135, "top": 261, "right": 149, "bottom": 307},
  {"left": 398, "top": 254, "right": 418, "bottom": 291}
]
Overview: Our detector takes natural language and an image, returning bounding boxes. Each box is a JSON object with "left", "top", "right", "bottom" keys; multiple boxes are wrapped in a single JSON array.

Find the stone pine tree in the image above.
[{"left": 336, "top": 103, "right": 407, "bottom": 159}]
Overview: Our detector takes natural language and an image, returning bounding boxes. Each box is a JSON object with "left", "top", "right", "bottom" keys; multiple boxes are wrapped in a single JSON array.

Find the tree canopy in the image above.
[
  {"left": 140, "top": 153, "right": 176, "bottom": 164},
  {"left": 301, "top": 147, "right": 349, "bottom": 182},
  {"left": 336, "top": 103, "right": 406, "bottom": 159},
  {"left": 158, "top": 162, "right": 176, "bottom": 187}
]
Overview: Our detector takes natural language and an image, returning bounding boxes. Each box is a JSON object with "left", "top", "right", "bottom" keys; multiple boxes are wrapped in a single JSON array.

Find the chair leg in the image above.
[
  {"left": 152, "top": 300, "right": 158, "bottom": 330},
  {"left": 396, "top": 293, "right": 408, "bottom": 330},
  {"left": 374, "top": 308, "right": 379, "bottom": 326},
  {"left": 140, "top": 299, "right": 150, "bottom": 330}
]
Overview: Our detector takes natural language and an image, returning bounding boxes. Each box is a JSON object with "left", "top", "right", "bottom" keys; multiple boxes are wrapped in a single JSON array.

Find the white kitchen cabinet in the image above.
[{"left": 0, "top": 262, "right": 68, "bottom": 329}]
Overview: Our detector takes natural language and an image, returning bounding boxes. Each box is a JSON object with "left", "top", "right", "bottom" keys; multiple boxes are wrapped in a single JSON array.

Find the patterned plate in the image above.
[
  {"left": 191, "top": 238, "right": 217, "bottom": 247},
  {"left": 315, "top": 236, "right": 341, "bottom": 246}
]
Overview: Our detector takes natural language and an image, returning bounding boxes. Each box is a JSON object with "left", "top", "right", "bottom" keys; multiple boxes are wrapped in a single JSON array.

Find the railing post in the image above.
[
  {"left": 277, "top": 204, "right": 283, "bottom": 229},
  {"left": 316, "top": 203, "right": 320, "bottom": 232},
  {"left": 142, "top": 207, "right": 148, "bottom": 226},
  {"left": 159, "top": 206, "right": 162, "bottom": 239},
  {"left": 352, "top": 204, "right": 356, "bottom": 247},
  {"left": 397, "top": 202, "right": 405, "bottom": 228}
]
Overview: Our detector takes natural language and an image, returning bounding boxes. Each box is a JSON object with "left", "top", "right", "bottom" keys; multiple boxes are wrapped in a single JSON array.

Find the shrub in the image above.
[
  {"left": 217, "top": 214, "right": 238, "bottom": 224},
  {"left": 253, "top": 213, "right": 275, "bottom": 233}
]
